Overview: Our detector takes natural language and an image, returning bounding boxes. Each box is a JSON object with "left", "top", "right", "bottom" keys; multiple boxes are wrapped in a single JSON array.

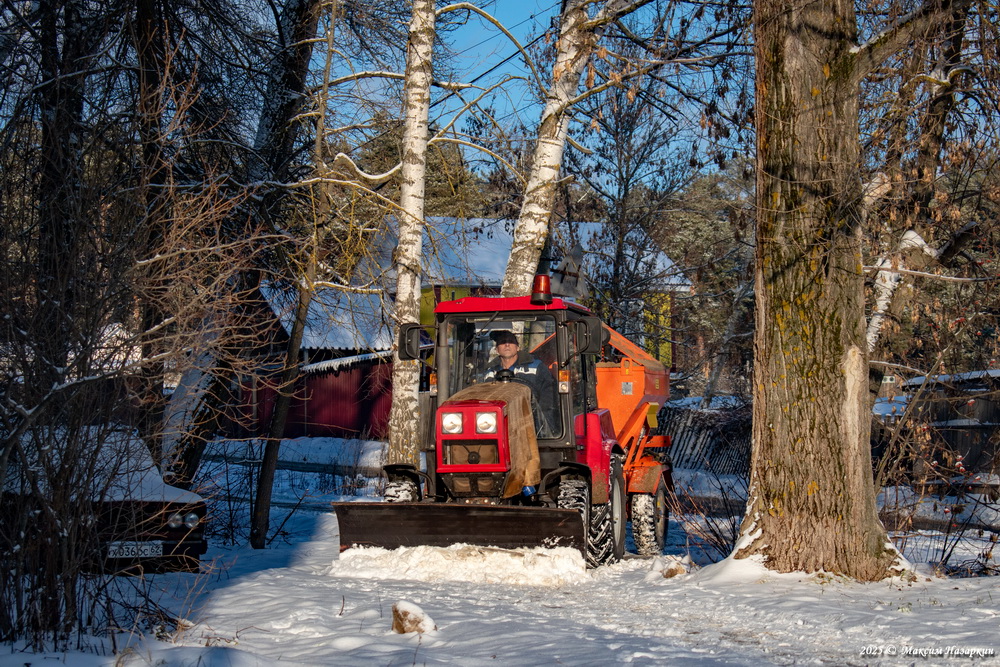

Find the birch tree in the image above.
[
  {"left": 386, "top": 0, "right": 436, "bottom": 466},
  {"left": 737, "top": 0, "right": 973, "bottom": 579},
  {"left": 499, "top": 0, "right": 748, "bottom": 297},
  {"left": 501, "top": 0, "right": 642, "bottom": 297}
]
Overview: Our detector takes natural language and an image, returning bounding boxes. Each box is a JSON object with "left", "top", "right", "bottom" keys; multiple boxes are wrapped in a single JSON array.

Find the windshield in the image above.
[{"left": 444, "top": 315, "right": 561, "bottom": 438}]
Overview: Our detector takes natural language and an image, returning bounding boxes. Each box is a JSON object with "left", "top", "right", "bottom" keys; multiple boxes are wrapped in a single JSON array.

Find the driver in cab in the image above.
[{"left": 484, "top": 330, "right": 557, "bottom": 436}]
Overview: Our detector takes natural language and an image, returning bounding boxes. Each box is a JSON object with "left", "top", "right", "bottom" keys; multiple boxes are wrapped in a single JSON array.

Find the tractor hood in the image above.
[{"left": 442, "top": 382, "right": 541, "bottom": 497}]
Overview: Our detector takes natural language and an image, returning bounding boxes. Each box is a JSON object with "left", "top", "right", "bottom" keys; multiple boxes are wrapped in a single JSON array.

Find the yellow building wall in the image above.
[{"left": 643, "top": 292, "right": 673, "bottom": 369}]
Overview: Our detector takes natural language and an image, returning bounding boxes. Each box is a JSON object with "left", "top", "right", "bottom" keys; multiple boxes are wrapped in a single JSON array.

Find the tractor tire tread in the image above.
[{"left": 630, "top": 482, "right": 668, "bottom": 556}]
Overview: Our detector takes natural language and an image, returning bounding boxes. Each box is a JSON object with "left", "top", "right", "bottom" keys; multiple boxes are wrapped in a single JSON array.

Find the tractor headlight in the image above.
[
  {"left": 441, "top": 412, "right": 463, "bottom": 434},
  {"left": 475, "top": 411, "right": 498, "bottom": 434},
  {"left": 167, "top": 513, "right": 184, "bottom": 529},
  {"left": 184, "top": 512, "right": 201, "bottom": 529}
]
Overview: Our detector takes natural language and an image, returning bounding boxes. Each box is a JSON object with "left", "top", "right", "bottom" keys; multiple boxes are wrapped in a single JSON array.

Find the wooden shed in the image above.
[
  {"left": 898, "top": 370, "right": 1000, "bottom": 482},
  {"left": 233, "top": 287, "right": 394, "bottom": 440},
  {"left": 241, "top": 353, "right": 393, "bottom": 439}
]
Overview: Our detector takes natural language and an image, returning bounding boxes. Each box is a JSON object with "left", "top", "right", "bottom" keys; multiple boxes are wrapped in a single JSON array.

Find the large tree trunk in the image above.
[
  {"left": 133, "top": 0, "right": 170, "bottom": 457},
  {"left": 386, "top": 0, "right": 435, "bottom": 466},
  {"left": 737, "top": 0, "right": 895, "bottom": 579}
]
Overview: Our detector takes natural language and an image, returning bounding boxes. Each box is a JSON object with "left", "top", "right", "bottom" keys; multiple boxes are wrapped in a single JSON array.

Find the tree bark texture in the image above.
[
  {"left": 386, "top": 0, "right": 435, "bottom": 466},
  {"left": 739, "top": 0, "right": 896, "bottom": 579}
]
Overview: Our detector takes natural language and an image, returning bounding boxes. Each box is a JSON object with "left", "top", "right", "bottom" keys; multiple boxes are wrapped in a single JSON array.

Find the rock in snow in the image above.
[{"left": 391, "top": 601, "right": 436, "bottom": 634}]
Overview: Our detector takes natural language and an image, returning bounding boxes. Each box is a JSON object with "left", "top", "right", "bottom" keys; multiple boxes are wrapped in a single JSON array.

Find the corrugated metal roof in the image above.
[
  {"left": 378, "top": 217, "right": 690, "bottom": 293},
  {"left": 263, "top": 285, "right": 393, "bottom": 352},
  {"left": 904, "top": 369, "right": 1000, "bottom": 388},
  {"left": 552, "top": 221, "right": 691, "bottom": 291}
]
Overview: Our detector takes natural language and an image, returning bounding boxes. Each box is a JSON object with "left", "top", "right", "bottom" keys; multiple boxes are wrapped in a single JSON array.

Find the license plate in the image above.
[{"left": 107, "top": 541, "right": 163, "bottom": 559}]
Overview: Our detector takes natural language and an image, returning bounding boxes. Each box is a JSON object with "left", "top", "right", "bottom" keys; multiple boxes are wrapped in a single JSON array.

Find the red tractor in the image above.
[{"left": 334, "top": 278, "right": 672, "bottom": 566}]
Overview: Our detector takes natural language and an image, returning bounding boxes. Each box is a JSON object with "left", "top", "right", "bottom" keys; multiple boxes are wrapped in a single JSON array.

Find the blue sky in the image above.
[{"left": 436, "top": 0, "right": 563, "bottom": 129}]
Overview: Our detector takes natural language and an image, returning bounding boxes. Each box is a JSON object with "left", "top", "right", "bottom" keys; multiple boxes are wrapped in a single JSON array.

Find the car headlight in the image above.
[
  {"left": 184, "top": 512, "right": 201, "bottom": 529},
  {"left": 441, "top": 412, "right": 463, "bottom": 434},
  {"left": 167, "top": 513, "right": 184, "bottom": 529},
  {"left": 475, "top": 411, "right": 498, "bottom": 434}
]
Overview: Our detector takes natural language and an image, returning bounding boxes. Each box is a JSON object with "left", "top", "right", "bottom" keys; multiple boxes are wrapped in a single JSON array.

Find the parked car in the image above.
[{"left": 3, "top": 427, "right": 208, "bottom": 574}]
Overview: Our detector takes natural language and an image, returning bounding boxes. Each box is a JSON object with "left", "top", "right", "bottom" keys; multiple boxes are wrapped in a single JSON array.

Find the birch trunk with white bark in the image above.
[
  {"left": 501, "top": 0, "right": 626, "bottom": 297},
  {"left": 865, "top": 231, "right": 940, "bottom": 352},
  {"left": 386, "top": 0, "right": 435, "bottom": 466}
]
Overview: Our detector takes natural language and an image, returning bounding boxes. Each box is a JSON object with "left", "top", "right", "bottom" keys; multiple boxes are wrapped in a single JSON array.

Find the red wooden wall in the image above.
[{"left": 241, "top": 361, "right": 392, "bottom": 439}]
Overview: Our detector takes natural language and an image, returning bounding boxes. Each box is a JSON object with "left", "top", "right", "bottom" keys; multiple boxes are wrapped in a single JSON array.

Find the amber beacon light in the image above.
[{"left": 530, "top": 274, "right": 553, "bottom": 305}]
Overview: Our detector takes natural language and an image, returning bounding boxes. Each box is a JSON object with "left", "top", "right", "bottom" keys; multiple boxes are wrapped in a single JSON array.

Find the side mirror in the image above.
[
  {"left": 576, "top": 317, "right": 607, "bottom": 355},
  {"left": 397, "top": 323, "right": 424, "bottom": 360}
]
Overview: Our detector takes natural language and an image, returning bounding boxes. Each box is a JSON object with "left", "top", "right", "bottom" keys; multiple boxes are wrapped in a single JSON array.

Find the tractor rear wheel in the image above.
[
  {"left": 587, "top": 458, "right": 627, "bottom": 566},
  {"left": 630, "top": 480, "right": 668, "bottom": 556}
]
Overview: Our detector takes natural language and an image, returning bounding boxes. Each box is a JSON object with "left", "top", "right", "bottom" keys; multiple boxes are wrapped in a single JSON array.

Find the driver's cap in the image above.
[{"left": 490, "top": 330, "right": 518, "bottom": 345}]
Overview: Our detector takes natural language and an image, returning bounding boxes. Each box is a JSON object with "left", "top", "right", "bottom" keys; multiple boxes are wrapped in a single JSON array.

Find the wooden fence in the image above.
[{"left": 657, "top": 405, "right": 752, "bottom": 476}]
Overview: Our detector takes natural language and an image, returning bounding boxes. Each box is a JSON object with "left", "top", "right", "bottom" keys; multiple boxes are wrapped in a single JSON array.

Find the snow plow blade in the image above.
[{"left": 333, "top": 502, "right": 585, "bottom": 555}]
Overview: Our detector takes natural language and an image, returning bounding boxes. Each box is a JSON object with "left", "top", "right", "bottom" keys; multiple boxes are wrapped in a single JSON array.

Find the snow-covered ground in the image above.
[
  {"left": 4, "top": 506, "right": 998, "bottom": 667},
  {"left": 4, "top": 438, "right": 998, "bottom": 665}
]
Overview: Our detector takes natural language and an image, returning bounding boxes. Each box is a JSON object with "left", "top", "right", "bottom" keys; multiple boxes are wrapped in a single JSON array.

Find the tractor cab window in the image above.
[{"left": 444, "top": 315, "right": 561, "bottom": 438}]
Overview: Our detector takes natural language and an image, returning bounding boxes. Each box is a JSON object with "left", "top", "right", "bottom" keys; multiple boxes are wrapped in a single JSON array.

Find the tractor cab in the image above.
[
  {"left": 437, "top": 314, "right": 563, "bottom": 439},
  {"left": 412, "top": 293, "right": 607, "bottom": 460}
]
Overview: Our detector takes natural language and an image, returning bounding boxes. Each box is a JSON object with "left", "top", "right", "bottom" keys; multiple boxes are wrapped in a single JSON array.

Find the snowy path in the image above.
[{"left": 120, "top": 512, "right": 1000, "bottom": 667}]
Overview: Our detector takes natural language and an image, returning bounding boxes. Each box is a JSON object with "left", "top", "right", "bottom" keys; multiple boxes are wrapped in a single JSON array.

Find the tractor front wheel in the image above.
[
  {"left": 587, "top": 457, "right": 627, "bottom": 566},
  {"left": 384, "top": 480, "right": 418, "bottom": 502},
  {"left": 557, "top": 478, "right": 591, "bottom": 559}
]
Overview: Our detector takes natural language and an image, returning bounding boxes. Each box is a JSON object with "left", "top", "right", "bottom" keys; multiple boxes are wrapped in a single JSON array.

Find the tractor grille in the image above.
[
  {"left": 444, "top": 472, "right": 505, "bottom": 497},
  {"left": 443, "top": 439, "right": 499, "bottom": 465}
]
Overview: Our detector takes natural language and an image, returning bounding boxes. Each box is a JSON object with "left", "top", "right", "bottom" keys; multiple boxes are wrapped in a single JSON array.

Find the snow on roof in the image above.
[
  {"left": 371, "top": 217, "right": 511, "bottom": 288},
  {"left": 421, "top": 217, "right": 512, "bottom": 287},
  {"left": 903, "top": 368, "right": 1000, "bottom": 388},
  {"left": 263, "top": 285, "right": 393, "bottom": 352},
  {"left": 377, "top": 217, "right": 690, "bottom": 292},
  {"left": 260, "top": 217, "right": 690, "bottom": 353},
  {"left": 553, "top": 221, "right": 691, "bottom": 292},
  {"left": 300, "top": 350, "right": 393, "bottom": 375},
  {"left": 873, "top": 396, "right": 909, "bottom": 417}
]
